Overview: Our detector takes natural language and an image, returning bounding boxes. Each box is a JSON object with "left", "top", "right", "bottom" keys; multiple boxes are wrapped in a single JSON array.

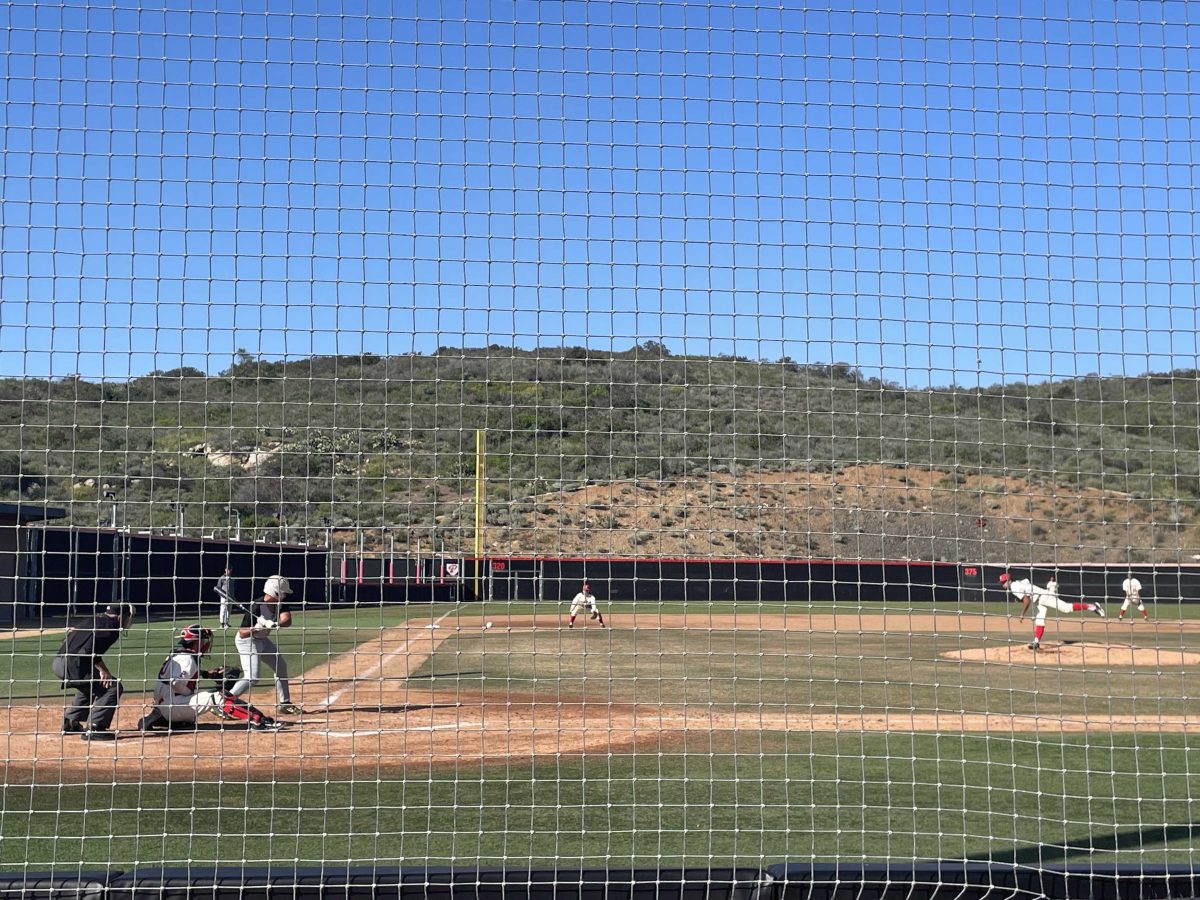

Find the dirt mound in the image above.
[{"left": 945, "top": 642, "right": 1200, "bottom": 667}]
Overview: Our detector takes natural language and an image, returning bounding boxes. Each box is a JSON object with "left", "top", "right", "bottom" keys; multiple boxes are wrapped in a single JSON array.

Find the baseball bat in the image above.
[{"left": 213, "top": 586, "right": 258, "bottom": 620}]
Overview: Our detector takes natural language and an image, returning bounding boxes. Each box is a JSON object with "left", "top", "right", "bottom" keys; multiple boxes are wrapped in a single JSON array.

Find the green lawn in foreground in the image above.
[{"left": 1, "top": 732, "right": 1197, "bottom": 869}]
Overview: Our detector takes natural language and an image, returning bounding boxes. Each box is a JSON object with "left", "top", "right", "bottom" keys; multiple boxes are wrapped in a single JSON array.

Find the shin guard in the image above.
[{"left": 220, "top": 693, "right": 269, "bottom": 726}]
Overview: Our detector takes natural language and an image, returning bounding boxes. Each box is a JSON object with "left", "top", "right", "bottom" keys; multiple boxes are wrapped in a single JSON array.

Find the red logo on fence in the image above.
[{"left": 445, "top": 563, "right": 460, "bottom": 577}]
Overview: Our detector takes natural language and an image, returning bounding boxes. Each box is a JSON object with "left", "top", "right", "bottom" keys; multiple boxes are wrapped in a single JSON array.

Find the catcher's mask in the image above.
[{"left": 178, "top": 624, "right": 213, "bottom": 655}]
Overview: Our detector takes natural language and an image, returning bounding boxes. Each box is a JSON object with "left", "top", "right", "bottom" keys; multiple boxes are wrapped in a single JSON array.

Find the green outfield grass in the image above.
[
  {"left": 1, "top": 733, "right": 1197, "bottom": 869},
  {"left": 418, "top": 613, "right": 1200, "bottom": 719},
  {"left": 3, "top": 601, "right": 1199, "bottom": 871},
  {"left": 4, "top": 602, "right": 1195, "bottom": 700}
]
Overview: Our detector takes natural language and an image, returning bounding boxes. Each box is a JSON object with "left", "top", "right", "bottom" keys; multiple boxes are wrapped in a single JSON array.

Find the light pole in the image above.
[
  {"left": 102, "top": 491, "right": 118, "bottom": 529},
  {"left": 168, "top": 501, "right": 183, "bottom": 536},
  {"left": 225, "top": 506, "right": 241, "bottom": 541}
]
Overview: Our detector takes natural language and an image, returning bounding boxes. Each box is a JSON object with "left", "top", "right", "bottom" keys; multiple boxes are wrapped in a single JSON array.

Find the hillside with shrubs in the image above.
[{"left": 1, "top": 344, "right": 1198, "bottom": 564}]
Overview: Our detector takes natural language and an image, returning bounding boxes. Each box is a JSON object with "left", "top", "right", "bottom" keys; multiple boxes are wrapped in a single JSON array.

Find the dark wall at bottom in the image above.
[{"left": 1, "top": 864, "right": 1195, "bottom": 900}]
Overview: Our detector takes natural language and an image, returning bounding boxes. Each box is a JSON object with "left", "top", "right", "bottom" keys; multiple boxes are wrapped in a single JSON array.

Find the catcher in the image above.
[
  {"left": 137, "top": 624, "right": 285, "bottom": 732},
  {"left": 567, "top": 583, "right": 606, "bottom": 629}
]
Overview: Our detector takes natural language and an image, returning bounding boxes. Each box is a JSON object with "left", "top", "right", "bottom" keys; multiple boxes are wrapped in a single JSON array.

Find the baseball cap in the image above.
[
  {"left": 263, "top": 575, "right": 293, "bottom": 598},
  {"left": 104, "top": 602, "right": 137, "bottom": 624},
  {"left": 998, "top": 573, "right": 1011, "bottom": 585}
]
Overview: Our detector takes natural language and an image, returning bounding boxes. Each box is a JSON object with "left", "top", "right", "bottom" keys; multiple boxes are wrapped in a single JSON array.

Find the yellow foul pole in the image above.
[{"left": 474, "top": 428, "right": 485, "bottom": 600}]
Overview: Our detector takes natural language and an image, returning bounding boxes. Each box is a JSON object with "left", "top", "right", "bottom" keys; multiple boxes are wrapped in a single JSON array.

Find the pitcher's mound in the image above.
[{"left": 946, "top": 643, "right": 1200, "bottom": 667}]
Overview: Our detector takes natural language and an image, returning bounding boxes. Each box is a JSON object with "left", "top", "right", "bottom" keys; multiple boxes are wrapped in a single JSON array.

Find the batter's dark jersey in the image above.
[{"left": 239, "top": 600, "right": 290, "bottom": 630}]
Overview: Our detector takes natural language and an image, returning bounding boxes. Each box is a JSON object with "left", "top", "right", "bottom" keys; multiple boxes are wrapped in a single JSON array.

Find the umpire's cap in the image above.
[
  {"left": 104, "top": 602, "right": 136, "bottom": 625},
  {"left": 263, "top": 574, "right": 292, "bottom": 599}
]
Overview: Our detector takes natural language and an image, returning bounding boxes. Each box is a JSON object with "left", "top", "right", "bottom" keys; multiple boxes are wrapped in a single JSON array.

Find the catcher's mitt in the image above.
[{"left": 206, "top": 666, "right": 243, "bottom": 693}]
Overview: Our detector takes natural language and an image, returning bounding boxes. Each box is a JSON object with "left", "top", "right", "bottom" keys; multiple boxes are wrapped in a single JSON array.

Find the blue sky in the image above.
[{"left": 1, "top": 0, "right": 1198, "bottom": 387}]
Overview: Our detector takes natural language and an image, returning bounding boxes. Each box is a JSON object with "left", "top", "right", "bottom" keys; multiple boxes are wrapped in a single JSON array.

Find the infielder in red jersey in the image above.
[{"left": 999, "top": 572, "right": 1106, "bottom": 650}]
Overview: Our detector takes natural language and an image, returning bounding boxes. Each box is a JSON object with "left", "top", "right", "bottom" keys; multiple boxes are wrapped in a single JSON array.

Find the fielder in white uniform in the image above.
[
  {"left": 567, "top": 583, "right": 606, "bottom": 629},
  {"left": 1118, "top": 574, "right": 1149, "bottom": 621},
  {"left": 229, "top": 574, "right": 304, "bottom": 715},
  {"left": 216, "top": 567, "right": 234, "bottom": 628},
  {"left": 138, "top": 624, "right": 283, "bottom": 732},
  {"left": 999, "top": 572, "right": 1106, "bottom": 650}
]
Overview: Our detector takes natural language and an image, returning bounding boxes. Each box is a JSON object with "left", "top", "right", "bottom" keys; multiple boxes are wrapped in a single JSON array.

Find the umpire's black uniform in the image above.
[{"left": 51, "top": 603, "right": 133, "bottom": 739}]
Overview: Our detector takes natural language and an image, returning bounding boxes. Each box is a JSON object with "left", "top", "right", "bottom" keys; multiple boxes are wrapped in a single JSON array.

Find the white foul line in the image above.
[
  {"left": 315, "top": 608, "right": 455, "bottom": 709},
  {"left": 309, "top": 722, "right": 483, "bottom": 738}
]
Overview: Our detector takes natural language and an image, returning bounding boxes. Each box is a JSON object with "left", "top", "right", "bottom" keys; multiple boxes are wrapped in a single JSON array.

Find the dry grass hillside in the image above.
[{"left": 336, "top": 464, "right": 1200, "bottom": 565}]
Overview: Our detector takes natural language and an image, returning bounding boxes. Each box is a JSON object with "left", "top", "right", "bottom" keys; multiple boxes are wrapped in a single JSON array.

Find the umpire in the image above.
[{"left": 51, "top": 602, "right": 136, "bottom": 741}]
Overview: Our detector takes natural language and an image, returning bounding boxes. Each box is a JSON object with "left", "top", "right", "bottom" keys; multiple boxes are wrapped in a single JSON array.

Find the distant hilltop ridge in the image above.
[{"left": 2, "top": 350, "right": 1197, "bottom": 564}]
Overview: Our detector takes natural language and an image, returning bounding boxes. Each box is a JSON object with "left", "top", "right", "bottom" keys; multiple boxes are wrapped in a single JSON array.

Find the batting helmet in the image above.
[
  {"left": 263, "top": 574, "right": 292, "bottom": 599},
  {"left": 178, "top": 624, "right": 213, "bottom": 655},
  {"left": 998, "top": 573, "right": 1011, "bottom": 585}
]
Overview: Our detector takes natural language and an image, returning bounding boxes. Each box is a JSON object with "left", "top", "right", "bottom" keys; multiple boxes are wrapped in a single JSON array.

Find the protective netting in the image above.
[{"left": 0, "top": 0, "right": 1198, "bottom": 891}]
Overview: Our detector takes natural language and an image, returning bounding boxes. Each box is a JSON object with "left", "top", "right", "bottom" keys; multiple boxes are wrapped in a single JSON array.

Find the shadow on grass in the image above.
[{"left": 971, "top": 821, "right": 1200, "bottom": 863}]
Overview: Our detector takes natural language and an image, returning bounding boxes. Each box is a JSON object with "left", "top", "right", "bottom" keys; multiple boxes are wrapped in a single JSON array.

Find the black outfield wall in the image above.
[
  {"left": 28, "top": 527, "right": 327, "bottom": 621},
  {"left": 21, "top": 528, "right": 1200, "bottom": 622},
  {"left": 458, "top": 557, "right": 963, "bottom": 604}
]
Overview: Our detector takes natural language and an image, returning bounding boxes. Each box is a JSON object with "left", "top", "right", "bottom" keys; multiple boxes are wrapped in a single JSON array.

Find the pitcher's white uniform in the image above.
[
  {"left": 152, "top": 651, "right": 221, "bottom": 724},
  {"left": 1001, "top": 571, "right": 1105, "bottom": 650},
  {"left": 1006, "top": 577, "right": 1070, "bottom": 625}
]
